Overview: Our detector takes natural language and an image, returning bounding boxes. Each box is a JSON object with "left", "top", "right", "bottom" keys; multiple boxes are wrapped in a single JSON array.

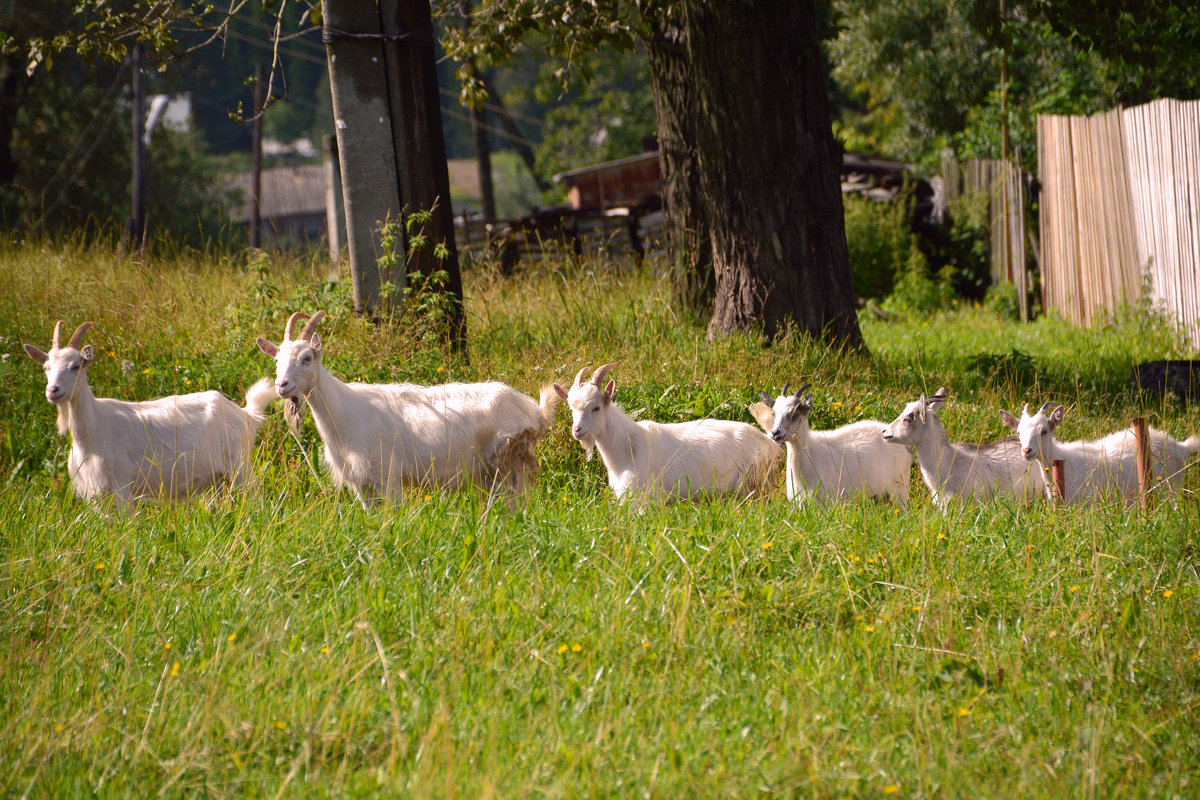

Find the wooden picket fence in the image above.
[{"left": 1037, "top": 99, "right": 1200, "bottom": 339}]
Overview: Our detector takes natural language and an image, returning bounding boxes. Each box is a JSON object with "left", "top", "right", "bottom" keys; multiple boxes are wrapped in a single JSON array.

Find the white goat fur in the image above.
[
  {"left": 258, "top": 311, "right": 559, "bottom": 503},
  {"left": 882, "top": 388, "right": 1046, "bottom": 507},
  {"left": 1001, "top": 402, "right": 1198, "bottom": 504},
  {"left": 553, "top": 364, "right": 780, "bottom": 502},
  {"left": 24, "top": 321, "right": 276, "bottom": 504},
  {"left": 751, "top": 384, "right": 910, "bottom": 506}
]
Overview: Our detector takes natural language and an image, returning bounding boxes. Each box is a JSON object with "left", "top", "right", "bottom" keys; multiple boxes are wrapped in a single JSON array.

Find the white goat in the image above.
[
  {"left": 257, "top": 311, "right": 559, "bottom": 504},
  {"left": 1001, "top": 402, "right": 1199, "bottom": 504},
  {"left": 553, "top": 364, "right": 779, "bottom": 502},
  {"left": 882, "top": 388, "right": 1046, "bottom": 508},
  {"left": 750, "top": 383, "right": 911, "bottom": 506},
  {"left": 23, "top": 320, "right": 276, "bottom": 505}
]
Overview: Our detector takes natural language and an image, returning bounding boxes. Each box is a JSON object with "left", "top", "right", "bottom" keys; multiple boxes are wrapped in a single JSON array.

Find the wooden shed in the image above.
[{"left": 553, "top": 152, "right": 662, "bottom": 211}]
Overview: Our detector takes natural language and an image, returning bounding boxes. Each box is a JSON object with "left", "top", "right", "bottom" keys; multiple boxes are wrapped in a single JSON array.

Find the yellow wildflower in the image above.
[{"left": 169, "top": 661, "right": 181, "bottom": 676}]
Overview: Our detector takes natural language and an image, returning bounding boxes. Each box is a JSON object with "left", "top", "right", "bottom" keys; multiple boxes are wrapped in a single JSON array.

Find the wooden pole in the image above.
[
  {"left": 322, "top": 134, "right": 343, "bottom": 264},
  {"left": 1132, "top": 417, "right": 1151, "bottom": 509},
  {"left": 249, "top": 63, "right": 265, "bottom": 250},
  {"left": 128, "top": 42, "right": 146, "bottom": 249},
  {"left": 1051, "top": 459, "right": 1066, "bottom": 504},
  {"left": 460, "top": 0, "right": 495, "bottom": 223}
]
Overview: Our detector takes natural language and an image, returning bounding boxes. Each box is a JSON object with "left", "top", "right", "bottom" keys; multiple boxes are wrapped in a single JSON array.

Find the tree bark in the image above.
[
  {"left": 645, "top": 7, "right": 714, "bottom": 316},
  {"left": 645, "top": 0, "right": 864, "bottom": 350}
]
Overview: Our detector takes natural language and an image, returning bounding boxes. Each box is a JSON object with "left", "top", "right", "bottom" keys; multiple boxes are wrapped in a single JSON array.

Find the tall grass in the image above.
[{"left": 1, "top": 241, "right": 1197, "bottom": 798}]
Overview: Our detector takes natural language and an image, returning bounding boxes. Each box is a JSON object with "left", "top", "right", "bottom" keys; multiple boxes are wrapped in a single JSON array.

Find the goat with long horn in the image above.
[{"left": 257, "top": 309, "right": 562, "bottom": 506}]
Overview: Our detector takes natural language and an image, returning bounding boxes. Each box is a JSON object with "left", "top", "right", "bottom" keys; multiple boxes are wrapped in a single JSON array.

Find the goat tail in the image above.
[
  {"left": 1185, "top": 434, "right": 1199, "bottom": 454},
  {"left": 538, "top": 384, "right": 564, "bottom": 433},
  {"left": 243, "top": 377, "right": 277, "bottom": 422}
]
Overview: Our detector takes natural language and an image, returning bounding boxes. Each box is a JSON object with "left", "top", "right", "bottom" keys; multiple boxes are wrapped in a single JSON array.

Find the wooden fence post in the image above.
[
  {"left": 1051, "top": 459, "right": 1066, "bottom": 504},
  {"left": 1132, "top": 417, "right": 1151, "bottom": 509}
]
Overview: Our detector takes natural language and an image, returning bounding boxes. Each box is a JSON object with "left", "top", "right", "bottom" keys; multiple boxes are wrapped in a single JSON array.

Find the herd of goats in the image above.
[{"left": 21, "top": 313, "right": 1200, "bottom": 509}]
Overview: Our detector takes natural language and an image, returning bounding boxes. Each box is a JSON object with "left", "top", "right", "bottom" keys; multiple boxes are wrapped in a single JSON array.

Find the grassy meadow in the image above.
[{"left": 1, "top": 240, "right": 1198, "bottom": 798}]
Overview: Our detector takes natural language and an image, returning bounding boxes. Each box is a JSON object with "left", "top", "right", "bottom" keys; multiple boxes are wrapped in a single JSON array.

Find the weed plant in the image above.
[{"left": 0, "top": 240, "right": 1197, "bottom": 798}]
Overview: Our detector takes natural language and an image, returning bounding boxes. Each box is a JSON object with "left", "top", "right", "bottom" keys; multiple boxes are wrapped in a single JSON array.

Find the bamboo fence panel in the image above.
[{"left": 1039, "top": 99, "right": 1200, "bottom": 340}]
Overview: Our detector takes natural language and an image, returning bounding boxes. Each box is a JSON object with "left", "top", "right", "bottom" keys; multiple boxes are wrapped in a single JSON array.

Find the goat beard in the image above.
[{"left": 578, "top": 435, "right": 597, "bottom": 461}]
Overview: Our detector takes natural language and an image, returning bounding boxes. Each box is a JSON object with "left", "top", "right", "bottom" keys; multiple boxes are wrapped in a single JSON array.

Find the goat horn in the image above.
[
  {"left": 1039, "top": 401, "right": 1056, "bottom": 416},
  {"left": 283, "top": 311, "right": 310, "bottom": 341},
  {"left": 591, "top": 362, "right": 618, "bottom": 387},
  {"left": 571, "top": 367, "right": 589, "bottom": 388},
  {"left": 794, "top": 382, "right": 812, "bottom": 397},
  {"left": 51, "top": 320, "right": 64, "bottom": 349},
  {"left": 299, "top": 310, "right": 326, "bottom": 340},
  {"left": 67, "top": 321, "right": 94, "bottom": 350},
  {"left": 781, "top": 382, "right": 790, "bottom": 397}
]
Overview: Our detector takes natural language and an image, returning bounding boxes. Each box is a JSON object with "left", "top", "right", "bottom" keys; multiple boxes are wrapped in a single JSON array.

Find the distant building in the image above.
[
  {"left": 228, "top": 163, "right": 328, "bottom": 245},
  {"left": 553, "top": 151, "right": 662, "bottom": 212}
]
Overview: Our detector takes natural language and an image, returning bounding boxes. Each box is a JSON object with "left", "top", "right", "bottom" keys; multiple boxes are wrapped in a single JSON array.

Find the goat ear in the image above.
[
  {"left": 23, "top": 344, "right": 48, "bottom": 364},
  {"left": 999, "top": 410, "right": 1019, "bottom": 429},
  {"left": 1048, "top": 405, "right": 1064, "bottom": 427},
  {"left": 604, "top": 379, "right": 615, "bottom": 402},
  {"left": 256, "top": 337, "right": 279, "bottom": 358},
  {"left": 310, "top": 333, "right": 323, "bottom": 354},
  {"left": 800, "top": 393, "right": 814, "bottom": 410},
  {"left": 553, "top": 383, "right": 569, "bottom": 401},
  {"left": 927, "top": 388, "right": 947, "bottom": 413},
  {"left": 80, "top": 344, "right": 94, "bottom": 365},
  {"left": 757, "top": 390, "right": 775, "bottom": 406},
  {"left": 749, "top": 401, "right": 775, "bottom": 431}
]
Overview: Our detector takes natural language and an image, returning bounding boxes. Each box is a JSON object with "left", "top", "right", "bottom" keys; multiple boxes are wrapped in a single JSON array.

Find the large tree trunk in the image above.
[{"left": 646, "top": 0, "right": 864, "bottom": 350}]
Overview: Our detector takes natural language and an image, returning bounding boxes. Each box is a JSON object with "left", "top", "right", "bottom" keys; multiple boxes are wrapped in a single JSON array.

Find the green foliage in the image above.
[
  {"left": 937, "top": 190, "right": 993, "bottom": 299},
  {"left": 883, "top": 246, "right": 956, "bottom": 316},
  {"left": 984, "top": 282, "right": 1021, "bottom": 321},
  {"left": 8, "top": 53, "right": 234, "bottom": 246},
  {"left": 842, "top": 195, "right": 911, "bottom": 300},
  {"left": 828, "top": 0, "right": 1159, "bottom": 170},
  {"left": 532, "top": 49, "right": 657, "bottom": 182}
]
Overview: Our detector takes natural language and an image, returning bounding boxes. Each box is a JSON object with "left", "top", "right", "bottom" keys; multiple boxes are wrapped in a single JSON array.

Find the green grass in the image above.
[{"left": 1, "top": 241, "right": 1198, "bottom": 798}]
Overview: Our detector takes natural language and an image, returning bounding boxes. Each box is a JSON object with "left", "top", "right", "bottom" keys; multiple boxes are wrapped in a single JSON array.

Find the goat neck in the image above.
[
  {"left": 910, "top": 413, "right": 954, "bottom": 485},
  {"left": 301, "top": 361, "right": 359, "bottom": 449},
  {"left": 592, "top": 404, "right": 644, "bottom": 480},
  {"left": 58, "top": 371, "right": 98, "bottom": 445}
]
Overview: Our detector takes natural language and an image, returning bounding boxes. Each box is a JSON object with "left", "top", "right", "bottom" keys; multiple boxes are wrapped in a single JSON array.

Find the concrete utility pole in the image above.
[
  {"left": 320, "top": 0, "right": 467, "bottom": 344},
  {"left": 127, "top": 42, "right": 146, "bottom": 249},
  {"left": 321, "top": 0, "right": 404, "bottom": 317}
]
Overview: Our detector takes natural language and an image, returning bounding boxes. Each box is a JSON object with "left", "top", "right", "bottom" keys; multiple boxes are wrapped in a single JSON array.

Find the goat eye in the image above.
[
  {"left": 69, "top": 364, "right": 79, "bottom": 371},
  {"left": 1040, "top": 429, "right": 1047, "bottom": 436},
  {"left": 592, "top": 405, "right": 600, "bottom": 413}
]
